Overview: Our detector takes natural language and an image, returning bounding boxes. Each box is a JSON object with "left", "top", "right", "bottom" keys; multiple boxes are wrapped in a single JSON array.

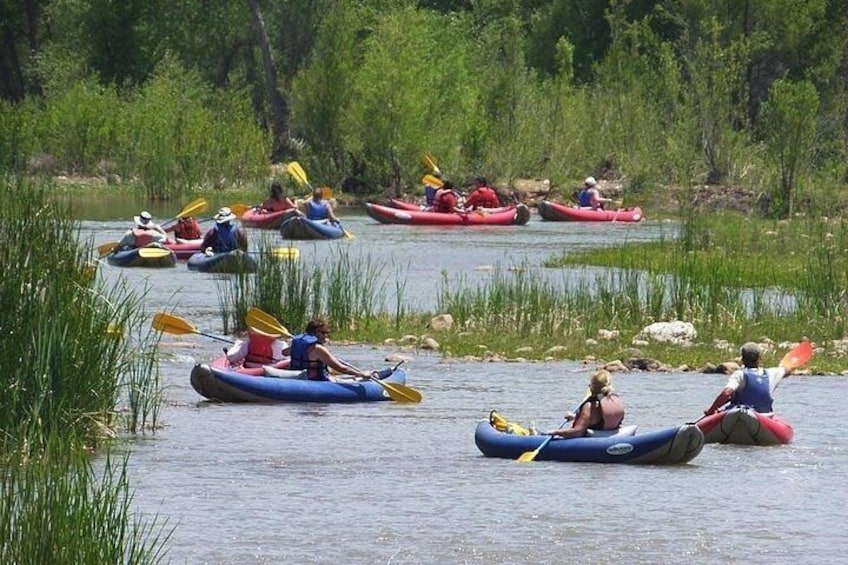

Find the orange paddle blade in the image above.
[{"left": 780, "top": 340, "right": 813, "bottom": 370}]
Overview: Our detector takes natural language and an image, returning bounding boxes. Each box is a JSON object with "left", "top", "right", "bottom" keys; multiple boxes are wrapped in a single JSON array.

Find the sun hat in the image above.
[
  {"left": 134, "top": 210, "right": 153, "bottom": 228},
  {"left": 584, "top": 176, "right": 597, "bottom": 187},
  {"left": 214, "top": 206, "right": 236, "bottom": 224}
]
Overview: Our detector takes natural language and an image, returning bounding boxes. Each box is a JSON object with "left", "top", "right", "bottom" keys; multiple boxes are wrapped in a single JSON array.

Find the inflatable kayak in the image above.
[
  {"left": 696, "top": 405, "right": 794, "bottom": 445},
  {"left": 163, "top": 239, "right": 203, "bottom": 261},
  {"left": 279, "top": 214, "right": 347, "bottom": 240},
  {"left": 538, "top": 200, "right": 643, "bottom": 222},
  {"left": 474, "top": 420, "right": 704, "bottom": 464},
  {"left": 190, "top": 357, "right": 408, "bottom": 403},
  {"left": 388, "top": 198, "right": 515, "bottom": 215},
  {"left": 365, "top": 202, "right": 531, "bottom": 226},
  {"left": 240, "top": 207, "right": 295, "bottom": 229},
  {"left": 186, "top": 249, "right": 258, "bottom": 274},
  {"left": 106, "top": 246, "right": 176, "bottom": 268}
]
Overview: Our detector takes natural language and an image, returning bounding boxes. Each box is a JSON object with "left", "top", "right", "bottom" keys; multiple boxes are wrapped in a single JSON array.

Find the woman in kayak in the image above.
[{"left": 547, "top": 369, "right": 626, "bottom": 438}]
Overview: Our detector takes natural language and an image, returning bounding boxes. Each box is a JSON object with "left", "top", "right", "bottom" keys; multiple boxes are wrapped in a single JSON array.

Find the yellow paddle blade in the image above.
[
  {"left": 176, "top": 197, "right": 208, "bottom": 219},
  {"left": 342, "top": 227, "right": 355, "bottom": 240},
  {"left": 270, "top": 247, "right": 299, "bottom": 259},
  {"left": 517, "top": 449, "right": 541, "bottom": 463},
  {"left": 97, "top": 241, "right": 119, "bottom": 256},
  {"left": 422, "top": 174, "right": 444, "bottom": 188},
  {"left": 138, "top": 247, "right": 173, "bottom": 259},
  {"left": 105, "top": 323, "right": 124, "bottom": 337},
  {"left": 230, "top": 203, "right": 251, "bottom": 217},
  {"left": 245, "top": 307, "right": 292, "bottom": 337},
  {"left": 374, "top": 379, "right": 422, "bottom": 403},
  {"left": 151, "top": 312, "right": 197, "bottom": 335},
  {"left": 780, "top": 340, "right": 814, "bottom": 370},
  {"left": 286, "top": 161, "right": 309, "bottom": 187},
  {"left": 422, "top": 152, "right": 441, "bottom": 174}
]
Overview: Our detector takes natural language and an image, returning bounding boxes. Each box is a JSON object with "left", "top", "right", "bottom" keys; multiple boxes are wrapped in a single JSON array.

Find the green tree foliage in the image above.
[{"left": 760, "top": 78, "right": 820, "bottom": 218}]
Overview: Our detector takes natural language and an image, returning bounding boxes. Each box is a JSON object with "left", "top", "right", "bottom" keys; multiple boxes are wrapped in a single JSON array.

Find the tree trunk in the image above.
[{"left": 246, "top": 0, "right": 292, "bottom": 159}]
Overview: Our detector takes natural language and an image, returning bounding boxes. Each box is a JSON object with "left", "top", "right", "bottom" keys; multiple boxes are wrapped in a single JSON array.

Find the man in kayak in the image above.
[
  {"left": 282, "top": 317, "right": 375, "bottom": 381},
  {"left": 117, "top": 210, "right": 168, "bottom": 250},
  {"left": 201, "top": 207, "right": 248, "bottom": 254},
  {"left": 464, "top": 177, "right": 500, "bottom": 210},
  {"left": 577, "top": 176, "right": 613, "bottom": 210},
  {"left": 703, "top": 342, "right": 793, "bottom": 415},
  {"left": 299, "top": 187, "right": 340, "bottom": 223},
  {"left": 547, "top": 369, "right": 625, "bottom": 438},
  {"left": 225, "top": 326, "right": 289, "bottom": 368},
  {"left": 433, "top": 180, "right": 465, "bottom": 213}
]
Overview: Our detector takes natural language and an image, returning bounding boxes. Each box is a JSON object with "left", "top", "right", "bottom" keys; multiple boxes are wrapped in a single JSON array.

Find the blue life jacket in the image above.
[
  {"left": 424, "top": 186, "right": 437, "bottom": 206},
  {"left": 578, "top": 189, "right": 592, "bottom": 207},
  {"left": 306, "top": 200, "right": 330, "bottom": 221},
  {"left": 213, "top": 222, "right": 239, "bottom": 252},
  {"left": 289, "top": 333, "right": 329, "bottom": 380},
  {"left": 732, "top": 368, "right": 773, "bottom": 412}
]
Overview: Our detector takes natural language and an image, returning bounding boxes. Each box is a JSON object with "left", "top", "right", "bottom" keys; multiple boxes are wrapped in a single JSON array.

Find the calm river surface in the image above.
[{"left": 80, "top": 204, "right": 847, "bottom": 564}]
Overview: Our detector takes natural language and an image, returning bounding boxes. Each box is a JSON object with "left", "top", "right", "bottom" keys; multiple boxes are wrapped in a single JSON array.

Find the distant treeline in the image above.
[{"left": 1, "top": 0, "right": 846, "bottom": 216}]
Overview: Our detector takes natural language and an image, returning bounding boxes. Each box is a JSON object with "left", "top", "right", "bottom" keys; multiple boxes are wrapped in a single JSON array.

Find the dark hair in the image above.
[
  {"left": 475, "top": 177, "right": 487, "bottom": 185},
  {"left": 305, "top": 317, "right": 329, "bottom": 335},
  {"left": 270, "top": 182, "right": 283, "bottom": 197},
  {"left": 442, "top": 180, "right": 455, "bottom": 190},
  {"left": 312, "top": 188, "right": 323, "bottom": 199}
]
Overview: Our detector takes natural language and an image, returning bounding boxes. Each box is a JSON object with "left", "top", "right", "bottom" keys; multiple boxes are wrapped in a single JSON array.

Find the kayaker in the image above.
[
  {"left": 703, "top": 342, "right": 793, "bottom": 415},
  {"left": 225, "top": 326, "right": 289, "bottom": 368},
  {"left": 282, "top": 317, "right": 375, "bottom": 381},
  {"left": 577, "top": 176, "right": 612, "bottom": 210},
  {"left": 547, "top": 369, "right": 626, "bottom": 438},
  {"left": 433, "top": 180, "right": 465, "bottom": 213},
  {"left": 117, "top": 210, "right": 168, "bottom": 250},
  {"left": 299, "top": 187, "right": 340, "bottom": 223},
  {"left": 201, "top": 207, "right": 248, "bottom": 255},
  {"left": 166, "top": 215, "right": 202, "bottom": 242},
  {"left": 261, "top": 181, "right": 296, "bottom": 212},
  {"left": 422, "top": 171, "right": 443, "bottom": 207},
  {"left": 464, "top": 177, "right": 500, "bottom": 210}
]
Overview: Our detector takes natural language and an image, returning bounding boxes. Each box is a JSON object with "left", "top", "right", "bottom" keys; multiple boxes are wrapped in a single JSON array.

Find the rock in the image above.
[
  {"left": 385, "top": 352, "right": 413, "bottom": 363},
  {"left": 420, "top": 337, "right": 440, "bottom": 350},
  {"left": 429, "top": 314, "right": 454, "bottom": 331},
  {"left": 637, "top": 321, "right": 697, "bottom": 345},
  {"left": 514, "top": 346, "right": 534, "bottom": 354},
  {"left": 398, "top": 334, "right": 419, "bottom": 345},
  {"left": 625, "top": 357, "right": 662, "bottom": 371},
  {"left": 544, "top": 345, "right": 568, "bottom": 355},
  {"left": 603, "top": 360, "right": 628, "bottom": 372},
  {"left": 717, "top": 361, "right": 740, "bottom": 374},
  {"left": 585, "top": 338, "right": 599, "bottom": 346},
  {"left": 598, "top": 329, "right": 620, "bottom": 341}
]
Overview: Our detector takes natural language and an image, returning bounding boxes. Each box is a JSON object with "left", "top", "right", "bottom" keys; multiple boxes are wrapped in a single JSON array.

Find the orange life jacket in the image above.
[
  {"left": 245, "top": 327, "right": 283, "bottom": 365},
  {"left": 174, "top": 217, "right": 201, "bottom": 240},
  {"left": 132, "top": 228, "right": 157, "bottom": 247}
]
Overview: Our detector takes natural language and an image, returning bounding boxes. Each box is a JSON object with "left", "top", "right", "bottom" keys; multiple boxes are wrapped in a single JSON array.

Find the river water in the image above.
[{"left": 81, "top": 206, "right": 847, "bottom": 564}]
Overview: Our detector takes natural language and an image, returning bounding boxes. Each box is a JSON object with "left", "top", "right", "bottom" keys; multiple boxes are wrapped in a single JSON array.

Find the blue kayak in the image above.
[
  {"left": 106, "top": 247, "right": 176, "bottom": 268},
  {"left": 279, "top": 215, "right": 346, "bottom": 240},
  {"left": 190, "top": 361, "right": 407, "bottom": 403},
  {"left": 186, "top": 249, "right": 258, "bottom": 273},
  {"left": 474, "top": 420, "right": 704, "bottom": 464}
]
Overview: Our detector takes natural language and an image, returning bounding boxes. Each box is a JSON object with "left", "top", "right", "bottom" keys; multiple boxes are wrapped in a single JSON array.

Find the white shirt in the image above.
[{"left": 724, "top": 366, "right": 788, "bottom": 394}]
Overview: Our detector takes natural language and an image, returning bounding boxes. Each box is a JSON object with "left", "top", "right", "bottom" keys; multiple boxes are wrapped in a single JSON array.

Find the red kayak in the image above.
[
  {"left": 697, "top": 406, "right": 794, "bottom": 446},
  {"left": 366, "top": 202, "right": 530, "bottom": 226},
  {"left": 240, "top": 207, "right": 297, "bottom": 229},
  {"left": 538, "top": 200, "right": 643, "bottom": 222},
  {"left": 163, "top": 239, "right": 203, "bottom": 261},
  {"left": 388, "top": 198, "right": 515, "bottom": 215}
]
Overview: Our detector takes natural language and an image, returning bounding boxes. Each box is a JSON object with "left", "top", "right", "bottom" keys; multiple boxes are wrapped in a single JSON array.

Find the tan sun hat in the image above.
[
  {"left": 134, "top": 210, "right": 153, "bottom": 228},
  {"left": 214, "top": 207, "right": 236, "bottom": 224}
]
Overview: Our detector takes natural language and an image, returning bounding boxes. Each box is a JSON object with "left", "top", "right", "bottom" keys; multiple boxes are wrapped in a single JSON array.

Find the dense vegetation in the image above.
[{"left": 2, "top": 0, "right": 846, "bottom": 215}]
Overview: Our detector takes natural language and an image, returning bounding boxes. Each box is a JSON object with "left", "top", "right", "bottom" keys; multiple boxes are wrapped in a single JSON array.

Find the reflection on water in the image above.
[{"left": 76, "top": 206, "right": 848, "bottom": 563}]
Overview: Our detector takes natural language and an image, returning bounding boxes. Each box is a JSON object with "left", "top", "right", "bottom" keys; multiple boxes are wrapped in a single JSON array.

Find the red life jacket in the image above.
[
  {"left": 132, "top": 228, "right": 157, "bottom": 247},
  {"left": 245, "top": 327, "right": 282, "bottom": 365},
  {"left": 174, "top": 217, "right": 201, "bottom": 240},
  {"left": 434, "top": 189, "right": 458, "bottom": 213}
]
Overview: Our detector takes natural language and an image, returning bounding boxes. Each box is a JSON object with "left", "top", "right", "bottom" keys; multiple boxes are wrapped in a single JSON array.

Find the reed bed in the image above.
[{"left": 0, "top": 176, "right": 169, "bottom": 561}]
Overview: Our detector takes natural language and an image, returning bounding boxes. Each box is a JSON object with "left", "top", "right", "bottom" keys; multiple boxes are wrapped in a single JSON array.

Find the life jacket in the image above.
[
  {"left": 262, "top": 198, "right": 291, "bottom": 212},
  {"left": 174, "top": 217, "right": 201, "bottom": 240},
  {"left": 289, "top": 333, "right": 329, "bottom": 380},
  {"left": 578, "top": 189, "right": 592, "bottom": 207},
  {"left": 578, "top": 393, "right": 625, "bottom": 430},
  {"left": 434, "top": 189, "right": 458, "bottom": 213},
  {"left": 489, "top": 410, "right": 534, "bottom": 436},
  {"left": 305, "top": 200, "right": 330, "bottom": 221},
  {"left": 467, "top": 187, "right": 499, "bottom": 209},
  {"left": 245, "top": 327, "right": 283, "bottom": 366},
  {"left": 212, "top": 223, "right": 239, "bottom": 252},
  {"left": 132, "top": 228, "right": 158, "bottom": 248},
  {"left": 732, "top": 368, "right": 773, "bottom": 413}
]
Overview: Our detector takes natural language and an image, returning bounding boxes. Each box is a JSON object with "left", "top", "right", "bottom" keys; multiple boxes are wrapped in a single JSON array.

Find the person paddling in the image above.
[
  {"left": 201, "top": 207, "right": 248, "bottom": 255},
  {"left": 547, "top": 370, "right": 625, "bottom": 438},
  {"left": 282, "top": 317, "right": 376, "bottom": 381},
  {"left": 117, "top": 211, "right": 168, "bottom": 250}
]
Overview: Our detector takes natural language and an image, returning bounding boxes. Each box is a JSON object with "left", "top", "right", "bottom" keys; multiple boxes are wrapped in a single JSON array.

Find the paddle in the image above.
[
  {"left": 138, "top": 247, "right": 173, "bottom": 259},
  {"left": 518, "top": 389, "right": 591, "bottom": 463},
  {"left": 285, "top": 161, "right": 354, "bottom": 240},
  {"left": 162, "top": 198, "right": 209, "bottom": 226},
  {"left": 340, "top": 359, "right": 422, "bottom": 403},
  {"left": 422, "top": 174, "right": 444, "bottom": 188},
  {"left": 422, "top": 152, "right": 441, "bottom": 175},
  {"left": 779, "top": 340, "right": 813, "bottom": 370},
  {"left": 199, "top": 203, "right": 252, "bottom": 223},
  {"left": 151, "top": 312, "right": 235, "bottom": 344},
  {"left": 245, "top": 307, "right": 292, "bottom": 338},
  {"left": 97, "top": 241, "right": 119, "bottom": 256}
]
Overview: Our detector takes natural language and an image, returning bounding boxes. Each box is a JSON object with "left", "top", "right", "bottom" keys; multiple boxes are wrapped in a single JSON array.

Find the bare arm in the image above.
[
  {"left": 550, "top": 403, "right": 593, "bottom": 438},
  {"left": 704, "top": 388, "right": 733, "bottom": 415},
  {"left": 313, "top": 344, "right": 369, "bottom": 379}
]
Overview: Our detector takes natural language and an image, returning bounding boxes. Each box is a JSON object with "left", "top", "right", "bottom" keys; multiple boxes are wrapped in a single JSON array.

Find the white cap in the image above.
[{"left": 584, "top": 177, "right": 597, "bottom": 187}]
